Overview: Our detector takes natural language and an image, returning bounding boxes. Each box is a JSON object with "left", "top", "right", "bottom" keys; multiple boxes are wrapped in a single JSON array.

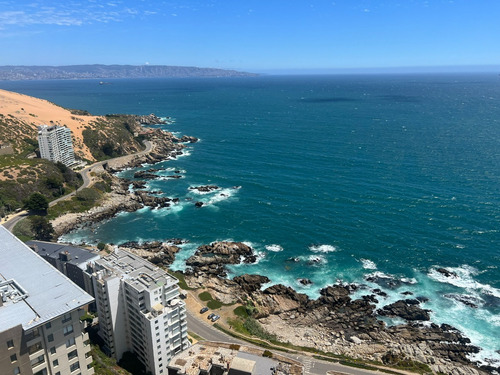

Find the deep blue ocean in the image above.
[{"left": 2, "top": 74, "right": 499, "bottom": 365}]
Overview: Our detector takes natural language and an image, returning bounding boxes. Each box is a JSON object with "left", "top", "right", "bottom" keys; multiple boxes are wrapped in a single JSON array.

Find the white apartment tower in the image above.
[
  {"left": 89, "top": 249, "right": 189, "bottom": 375},
  {"left": 0, "top": 226, "right": 94, "bottom": 375},
  {"left": 37, "top": 125, "right": 76, "bottom": 167}
]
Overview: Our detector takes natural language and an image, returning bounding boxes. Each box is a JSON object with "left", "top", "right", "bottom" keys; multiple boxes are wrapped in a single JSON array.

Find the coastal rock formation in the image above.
[
  {"left": 133, "top": 170, "right": 159, "bottom": 179},
  {"left": 378, "top": 300, "right": 431, "bottom": 321},
  {"left": 186, "top": 241, "right": 256, "bottom": 277},
  {"left": 136, "top": 113, "right": 167, "bottom": 125},
  {"left": 189, "top": 185, "right": 220, "bottom": 192},
  {"left": 175, "top": 135, "right": 199, "bottom": 143},
  {"left": 436, "top": 267, "right": 458, "bottom": 278},
  {"left": 182, "top": 270, "right": 489, "bottom": 375},
  {"left": 119, "top": 241, "right": 180, "bottom": 266},
  {"left": 133, "top": 191, "right": 173, "bottom": 209},
  {"left": 233, "top": 274, "right": 270, "bottom": 294}
]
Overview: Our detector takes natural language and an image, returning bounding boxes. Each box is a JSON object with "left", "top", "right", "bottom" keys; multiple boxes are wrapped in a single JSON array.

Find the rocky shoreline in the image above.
[{"left": 50, "top": 122, "right": 495, "bottom": 375}]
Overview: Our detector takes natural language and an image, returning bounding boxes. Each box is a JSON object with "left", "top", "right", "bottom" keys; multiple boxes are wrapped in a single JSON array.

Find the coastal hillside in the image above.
[
  {"left": 0, "top": 65, "right": 258, "bottom": 80},
  {"left": 0, "top": 89, "right": 151, "bottom": 215}
]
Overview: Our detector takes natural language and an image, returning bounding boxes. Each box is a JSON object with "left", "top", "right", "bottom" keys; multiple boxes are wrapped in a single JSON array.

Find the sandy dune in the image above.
[{"left": 0, "top": 89, "right": 100, "bottom": 160}]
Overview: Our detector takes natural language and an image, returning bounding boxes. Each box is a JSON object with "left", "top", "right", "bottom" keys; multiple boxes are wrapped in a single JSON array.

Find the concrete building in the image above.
[
  {"left": 89, "top": 249, "right": 189, "bottom": 375},
  {"left": 26, "top": 241, "right": 100, "bottom": 297},
  {"left": 37, "top": 125, "right": 76, "bottom": 167},
  {"left": 0, "top": 226, "right": 94, "bottom": 375},
  {"left": 167, "top": 342, "right": 300, "bottom": 375}
]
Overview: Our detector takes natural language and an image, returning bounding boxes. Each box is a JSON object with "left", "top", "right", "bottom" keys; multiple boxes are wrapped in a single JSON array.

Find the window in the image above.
[
  {"left": 13, "top": 367, "right": 20, "bottom": 375},
  {"left": 45, "top": 322, "right": 52, "bottom": 329},
  {"left": 29, "top": 342, "right": 42, "bottom": 355},
  {"left": 47, "top": 334, "right": 54, "bottom": 342},
  {"left": 7, "top": 339, "right": 14, "bottom": 348},
  {"left": 50, "top": 347, "right": 56, "bottom": 355},
  {"left": 30, "top": 354, "right": 45, "bottom": 367},
  {"left": 62, "top": 312, "right": 72, "bottom": 323},
  {"left": 10, "top": 354, "right": 17, "bottom": 362},
  {"left": 69, "top": 361, "right": 80, "bottom": 372},
  {"left": 55, "top": 372, "right": 61, "bottom": 375},
  {"left": 53, "top": 359, "right": 59, "bottom": 367},
  {"left": 63, "top": 325, "right": 73, "bottom": 336},
  {"left": 66, "top": 337, "right": 76, "bottom": 348},
  {"left": 68, "top": 349, "right": 78, "bottom": 360}
]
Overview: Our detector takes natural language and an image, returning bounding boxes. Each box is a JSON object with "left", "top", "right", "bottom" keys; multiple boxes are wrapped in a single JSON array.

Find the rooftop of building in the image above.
[
  {"left": 26, "top": 240, "right": 100, "bottom": 269},
  {"left": 95, "top": 248, "right": 178, "bottom": 292},
  {"left": 168, "top": 342, "right": 299, "bottom": 375},
  {"left": 0, "top": 227, "right": 94, "bottom": 332}
]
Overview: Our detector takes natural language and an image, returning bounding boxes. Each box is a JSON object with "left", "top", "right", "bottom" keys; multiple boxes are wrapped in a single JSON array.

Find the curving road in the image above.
[
  {"left": 187, "top": 311, "right": 389, "bottom": 375},
  {"left": 1, "top": 141, "right": 153, "bottom": 233}
]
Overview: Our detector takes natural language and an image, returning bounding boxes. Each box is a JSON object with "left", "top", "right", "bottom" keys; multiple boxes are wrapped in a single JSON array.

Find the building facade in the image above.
[
  {"left": 26, "top": 241, "right": 100, "bottom": 298},
  {"left": 0, "top": 226, "right": 94, "bottom": 375},
  {"left": 37, "top": 125, "right": 76, "bottom": 167},
  {"left": 89, "top": 249, "right": 189, "bottom": 375}
]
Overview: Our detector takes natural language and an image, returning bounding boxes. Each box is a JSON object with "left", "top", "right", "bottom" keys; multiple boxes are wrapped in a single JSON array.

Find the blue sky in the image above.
[{"left": 0, "top": 0, "right": 499, "bottom": 72}]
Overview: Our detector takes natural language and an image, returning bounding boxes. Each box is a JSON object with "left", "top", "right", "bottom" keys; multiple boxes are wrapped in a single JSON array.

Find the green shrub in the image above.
[
  {"left": 243, "top": 318, "right": 276, "bottom": 342},
  {"left": 97, "top": 242, "right": 106, "bottom": 251},
  {"left": 233, "top": 305, "right": 249, "bottom": 318},
  {"left": 198, "top": 291, "right": 212, "bottom": 301},
  {"left": 262, "top": 350, "right": 273, "bottom": 358},
  {"left": 76, "top": 188, "right": 101, "bottom": 202},
  {"left": 207, "top": 300, "right": 223, "bottom": 309}
]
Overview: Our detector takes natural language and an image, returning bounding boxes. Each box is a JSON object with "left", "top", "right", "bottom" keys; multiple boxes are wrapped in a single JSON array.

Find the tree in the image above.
[
  {"left": 29, "top": 216, "right": 54, "bottom": 241},
  {"left": 24, "top": 192, "right": 49, "bottom": 213}
]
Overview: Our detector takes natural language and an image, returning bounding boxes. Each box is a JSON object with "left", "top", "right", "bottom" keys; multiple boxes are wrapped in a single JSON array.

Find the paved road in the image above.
[
  {"left": 1, "top": 141, "right": 153, "bottom": 233},
  {"left": 187, "top": 311, "right": 386, "bottom": 375}
]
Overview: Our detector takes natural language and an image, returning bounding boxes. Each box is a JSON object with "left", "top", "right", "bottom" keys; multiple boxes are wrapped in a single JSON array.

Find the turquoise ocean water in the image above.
[{"left": 2, "top": 75, "right": 499, "bottom": 365}]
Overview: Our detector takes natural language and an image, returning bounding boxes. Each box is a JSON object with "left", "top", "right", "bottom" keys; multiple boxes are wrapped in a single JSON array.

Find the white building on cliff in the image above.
[{"left": 37, "top": 125, "right": 76, "bottom": 167}]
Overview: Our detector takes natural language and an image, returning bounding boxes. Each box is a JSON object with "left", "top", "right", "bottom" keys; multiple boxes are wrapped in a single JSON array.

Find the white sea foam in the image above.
[
  {"left": 265, "top": 244, "right": 283, "bottom": 252},
  {"left": 207, "top": 188, "right": 237, "bottom": 205},
  {"left": 400, "top": 277, "right": 417, "bottom": 284},
  {"left": 309, "top": 244, "right": 337, "bottom": 253},
  {"left": 361, "top": 258, "right": 377, "bottom": 270},
  {"left": 428, "top": 265, "right": 500, "bottom": 299},
  {"left": 307, "top": 254, "right": 327, "bottom": 265}
]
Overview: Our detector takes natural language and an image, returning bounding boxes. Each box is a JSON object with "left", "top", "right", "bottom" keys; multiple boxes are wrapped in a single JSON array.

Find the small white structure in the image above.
[{"left": 38, "top": 124, "right": 76, "bottom": 166}]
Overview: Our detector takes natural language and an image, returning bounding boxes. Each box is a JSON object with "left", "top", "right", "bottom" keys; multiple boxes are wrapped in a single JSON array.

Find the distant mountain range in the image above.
[{"left": 0, "top": 64, "right": 258, "bottom": 80}]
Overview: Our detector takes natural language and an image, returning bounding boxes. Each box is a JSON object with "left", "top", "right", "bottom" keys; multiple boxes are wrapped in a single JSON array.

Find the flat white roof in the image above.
[{"left": 0, "top": 226, "right": 94, "bottom": 331}]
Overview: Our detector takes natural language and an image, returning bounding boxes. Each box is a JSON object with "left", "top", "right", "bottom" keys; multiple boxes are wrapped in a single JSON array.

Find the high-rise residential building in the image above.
[
  {"left": 37, "top": 125, "right": 76, "bottom": 167},
  {"left": 89, "top": 249, "right": 189, "bottom": 375},
  {"left": 0, "top": 226, "right": 95, "bottom": 375}
]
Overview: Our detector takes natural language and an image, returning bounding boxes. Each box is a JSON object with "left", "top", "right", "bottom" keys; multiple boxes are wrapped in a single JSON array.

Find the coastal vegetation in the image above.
[
  {"left": 81, "top": 115, "right": 145, "bottom": 161},
  {"left": 0, "top": 96, "right": 146, "bottom": 218}
]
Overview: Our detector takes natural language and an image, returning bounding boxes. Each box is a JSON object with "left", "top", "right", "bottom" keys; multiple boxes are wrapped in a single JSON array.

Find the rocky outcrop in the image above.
[
  {"left": 136, "top": 113, "right": 167, "bottom": 125},
  {"left": 175, "top": 135, "right": 199, "bottom": 143},
  {"left": 133, "top": 170, "right": 159, "bottom": 179},
  {"left": 189, "top": 185, "right": 219, "bottom": 192},
  {"left": 186, "top": 241, "right": 256, "bottom": 277},
  {"left": 378, "top": 300, "right": 431, "bottom": 321},
  {"left": 436, "top": 267, "right": 458, "bottom": 278},
  {"left": 119, "top": 240, "right": 181, "bottom": 266},
  {"left": 182, "top": 268, "right": 489, "bottom": 375},
  {"left": 233, "top": 274, "right": 270, "bottom": 293},
  {"left": 133, "top": 191, "right": 174, "bottom": 209}
]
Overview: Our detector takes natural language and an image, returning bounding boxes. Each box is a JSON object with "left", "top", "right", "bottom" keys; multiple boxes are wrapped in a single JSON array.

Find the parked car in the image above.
[
  {"left": 200, "top": 307, "right": 209, "bottom": 314},
  {"left": 211, "top": 315, "right": 220, "bottom": 322},
  {"left": 207, "top": 313, "right": 215, "bottom": 320}
]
